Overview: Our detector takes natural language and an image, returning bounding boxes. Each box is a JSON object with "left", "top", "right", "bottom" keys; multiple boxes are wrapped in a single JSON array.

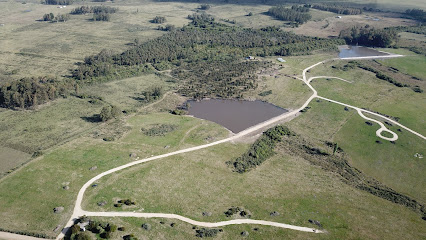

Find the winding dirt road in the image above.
[{"left": 49, "top": 54, "right": 422, "bottom": 239}]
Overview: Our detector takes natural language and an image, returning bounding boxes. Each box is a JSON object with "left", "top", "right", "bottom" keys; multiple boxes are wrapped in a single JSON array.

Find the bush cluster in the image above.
[
  {"left": 195, "top": 228, "right": 221, "bottom": 238},
  {"left": 312, "top": 4, "right": 362, "bottom": 15},
  {"left": 142, "top": 124, "right": 177, "bottom": 136},
  {"left": 228, "top": 125, "right": 292, "bottom": 173}
]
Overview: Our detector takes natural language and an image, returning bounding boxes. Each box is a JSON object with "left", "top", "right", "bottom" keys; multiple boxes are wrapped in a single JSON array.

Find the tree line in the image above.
[
  {"left": 267, "top": 5, "right": 312, "bottom": 24},
  {"left": 404, "top": 8, "right": 426, "bottom": 23},
  {"left": 0, "top": 77, "right": 76, "bottom": 109},
  {"left": 70, "top": 6, "right": 118, "bottom": 14},
  {"left": 70, "top": 5, "right": 118, "bottom": 21},
  {"left": 43, "top": 0, "right": 73, "bottom": 5},
  {"left": 312, "top": 4, "right": 362, "bottom": 15},
  {"left": 339, "top": 25, "right": 398, "bottom": 47}
]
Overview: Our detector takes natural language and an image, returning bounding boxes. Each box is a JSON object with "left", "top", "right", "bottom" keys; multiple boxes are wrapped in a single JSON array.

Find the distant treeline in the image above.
[
  {"left": 1, "top": 15, "right": 344, "bottom": 109},
  {"left": 340, "top": 26, "right": 398, "bottom": 47},
  {"left": 70, "top": 6, "right": 118, "bottom": 14},
  {"left": 228, "top": 125, "right": 292, "bottom": 173},
  {"left": 43, "top": 0, "right": 73, "bottom": 5},
  {"left": 70, "top": 6, "right": 118, "bottom": 21},
  {"left": 312, "top": 4, "right": 362, "bottom": 15},
  {"left": 388, "top": 25, "right": 426, "bottom": 35},
  {"left": 404, "top": 9, "right": 426, "bottom": 23},
  {"left": 72, "top": 16, "right": 343, "bottom": 98},
  {"left": 0, "top": 77, "right": 75, "bottom": 109},
  {"left": 267, "top": 5, "right": 312, "bottom": 24}
]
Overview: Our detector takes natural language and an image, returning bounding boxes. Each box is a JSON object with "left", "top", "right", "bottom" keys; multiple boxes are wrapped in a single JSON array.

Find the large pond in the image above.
[
  {"left": 338, "top": 45, "right": 389, "bottom": 58},
  {"left": 187, "top": 99, "right": 288, "bottom": 133}
]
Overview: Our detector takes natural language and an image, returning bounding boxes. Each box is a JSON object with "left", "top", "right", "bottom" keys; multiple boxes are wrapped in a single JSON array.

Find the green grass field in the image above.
[
  {"left": 0, "top": 72, "right": 177, "bottom": 175},
  {"left": 308, "top": 55, "right": 425, "bottom": 135},
  {"left": 0, "top": 111, "right": 228, "bottom": 237},
  {"left": 378, "top": 49, "right": 426, "bottom": 80},
  {"left": 82, "top": 131, "right": 425, "bottom": 240}
]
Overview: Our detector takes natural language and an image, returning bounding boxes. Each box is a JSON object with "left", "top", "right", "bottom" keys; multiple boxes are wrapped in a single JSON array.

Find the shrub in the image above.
[
  {"left": 141, "top": 223, "right": 151, "bottom": 230},
  {"left": 199, "top": 4, "right": 211, "bottom": 10},
  {"left": 93, "top": 12, "right": 111, "bottom": 21},
  {"left": 75, "top": 232, "right": 93, "bottom": 240},
  {"left": 43, "top": 13, "right": 54, "bottom": 21},
  {"left": 70, "top": 224, "right": 80, "bottom": 235},
  {"left": 99, "top": 105, "right": 121, "bottom": 121},
  {"left": 142, "top": 124, "right": 177, "bottom": 136},
  {"left": 152, "top": 16, "right": 166, "bottom": 23},
  {"left": 258, "top": 90, "right": 272, "bottom": 96},
  {"left": 195, "top": 228, "right": 221, "bottom": 238},
  {"left": 123, "top": 234, "right": 138, "bottom": 240},
  {"left": 103, "top": 136, "right": 115, "bottom": 141},
  {"left": 224, "top": 206, "right": 241, "bottom": 217},
  {"left": 170, "top": 109, "right": 186, "bottom": 115}
]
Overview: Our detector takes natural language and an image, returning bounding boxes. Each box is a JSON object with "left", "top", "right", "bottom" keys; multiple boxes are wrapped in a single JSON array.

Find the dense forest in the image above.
[
  {"left": 0, "top": 77, "right": 75, "bottom": 109},
  {"left": 267, "top": 5, "right": 312, "bottom": 24},
  {"left": 312, "top": 4, "right": 362, "bottom": 15},
  {"left": 339, "top": 26, "right": 398, "bottom": 47},
  {"left": 72, "top": 16, "right": 343, "bottom": 98}
]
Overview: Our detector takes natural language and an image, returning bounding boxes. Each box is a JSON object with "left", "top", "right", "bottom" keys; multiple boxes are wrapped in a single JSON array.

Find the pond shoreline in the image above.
[{"left": 186, "top": 99, "right": 288, "bottom": 133}]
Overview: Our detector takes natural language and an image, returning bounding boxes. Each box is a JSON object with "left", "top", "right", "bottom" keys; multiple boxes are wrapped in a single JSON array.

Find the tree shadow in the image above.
[
  {"left": 130, "top": 96, "right": 146, "bottom": 102},
  {"left": 81, "top": 114, "right": 101, "bottom": 123}
]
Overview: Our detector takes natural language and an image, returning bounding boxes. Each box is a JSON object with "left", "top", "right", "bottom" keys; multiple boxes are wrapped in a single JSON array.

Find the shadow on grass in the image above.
[{"left": 81, "top": 114, "right": 101, "bottom": 123}]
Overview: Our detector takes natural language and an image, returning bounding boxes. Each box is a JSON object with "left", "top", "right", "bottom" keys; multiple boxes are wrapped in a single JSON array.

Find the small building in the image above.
[
  {"left": 277, "top": 58, "right": 286, "bottom": 63},
  {"left": 336, "top": 16, "right": 342, "bottom": 19},
  {"left": 246, "top": 56, "right": 255, "bottom": 60},
  {"left": 77, "top": 221, "right": 89, "bottom": 232}
]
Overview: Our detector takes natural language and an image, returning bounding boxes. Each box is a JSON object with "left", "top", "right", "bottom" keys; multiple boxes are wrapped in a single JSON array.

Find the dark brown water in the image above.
[
  {"left": 187, "top": 99, "right": 288, "bottom": 133},
  {"left": 338, "top": 45, "right": 389, "bottom": 58}
]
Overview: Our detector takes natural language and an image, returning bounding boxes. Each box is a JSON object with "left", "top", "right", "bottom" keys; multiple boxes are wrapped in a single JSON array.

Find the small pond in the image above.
[
  {"left": 338, "top": 45, "right": 389, "bottom": 58},
  {"left": 187, "top": 99, "right": 288, "bottom": 133}
]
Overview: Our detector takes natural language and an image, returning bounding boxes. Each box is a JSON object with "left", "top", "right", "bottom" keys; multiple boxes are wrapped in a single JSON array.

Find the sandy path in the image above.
[{"left": 0, "top": 232, "right": 46, "bottom": 240}]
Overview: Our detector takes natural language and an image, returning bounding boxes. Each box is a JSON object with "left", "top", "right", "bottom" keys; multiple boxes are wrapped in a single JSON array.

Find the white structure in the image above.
[
  {"left": 277, "top": 58, "right": 286, "bottom": 62},
  {"left": 336, "top": 16, "right": 342, "bottom": 19}
]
